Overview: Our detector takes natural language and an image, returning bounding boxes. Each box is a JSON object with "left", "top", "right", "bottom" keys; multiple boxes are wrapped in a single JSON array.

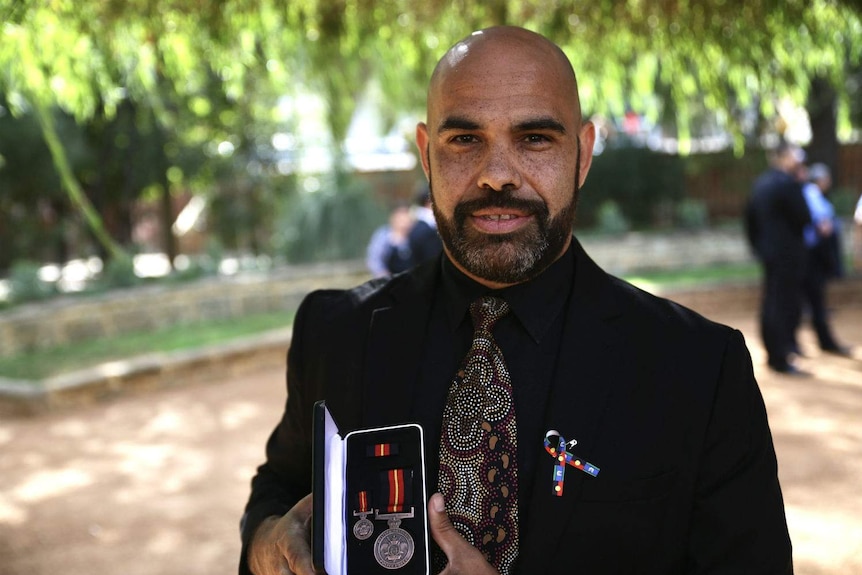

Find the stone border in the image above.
[
  {"left": 0, "top": 328, "right": 291, "bottom": 417},
  {"left": 2, "top": 276, "right": 859, "bottom": 418}
]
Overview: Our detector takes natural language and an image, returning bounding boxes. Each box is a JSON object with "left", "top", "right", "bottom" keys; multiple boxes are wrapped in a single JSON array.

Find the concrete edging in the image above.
[
  {"left": 0, "top": 328, "right": 291, "bottom": 417},
  {"left": 2, "top": 276, "right": 860, "bottom": 418}
]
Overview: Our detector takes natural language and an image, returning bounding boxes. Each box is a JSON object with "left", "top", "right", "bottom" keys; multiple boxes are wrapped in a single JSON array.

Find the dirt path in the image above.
[{"left": 1, "top": 291, "right": 860, "bottom": 575}]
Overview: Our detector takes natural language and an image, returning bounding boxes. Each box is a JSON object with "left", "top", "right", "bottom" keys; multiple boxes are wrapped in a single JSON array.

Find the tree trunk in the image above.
[
  {"left": 159, "top": 175, "right": 178, "bottom": 268},
  {"left": 32, "top": 98, "right": 128, "bottom": 263},
  {"left": 805, "top": 75, "right": 839, "bottom": 178}
]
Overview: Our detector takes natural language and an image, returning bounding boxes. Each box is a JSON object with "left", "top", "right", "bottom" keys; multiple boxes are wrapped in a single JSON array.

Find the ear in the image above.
[
  {"left": 577, "top": 121, "right": 596, "bottom": 188},
  {"left": 416, "top": 122, "right": 431, "bottom": 179}
]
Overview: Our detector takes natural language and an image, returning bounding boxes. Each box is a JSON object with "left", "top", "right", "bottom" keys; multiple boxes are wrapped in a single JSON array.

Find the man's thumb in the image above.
[{"left": 427, "top": 492, "right": 459, "bottom": 554}]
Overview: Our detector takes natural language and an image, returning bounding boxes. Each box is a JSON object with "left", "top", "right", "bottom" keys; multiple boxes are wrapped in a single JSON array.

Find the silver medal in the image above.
[
  {"left": 373, "top": 518, "right": 414, "bottom": 569},
  {"left": 353, "top": 516, "right": 374, "bottom": 540}
]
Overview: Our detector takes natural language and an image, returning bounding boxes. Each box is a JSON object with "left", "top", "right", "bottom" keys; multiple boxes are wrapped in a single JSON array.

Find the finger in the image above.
[
  {"left": 427, "top": 492, "right": 464, "bottom": 559},
  {"left": 279, "top": 494, "right": 317, "bottom": 575}
]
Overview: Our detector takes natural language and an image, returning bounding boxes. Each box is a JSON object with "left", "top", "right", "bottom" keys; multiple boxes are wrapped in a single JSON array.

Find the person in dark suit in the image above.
[
  {"left": 745, "top": 142, "right": 811, "bottom": 375},
  {"left": 406, "top": 186, "right": 444, "bottom": 268},
  {"left": 242, "top": 26, "right": 792, "bottom": 575}
]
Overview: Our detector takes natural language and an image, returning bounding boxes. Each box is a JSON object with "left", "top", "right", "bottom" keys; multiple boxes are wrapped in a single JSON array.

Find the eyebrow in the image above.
[
  {"left": 438, "top": 116, "right": 481, "bottom": 133},
  {"left": 436, "top": 116, "right": 567, "bottom": 135},
  {"left": 515, "top": 117, "right": 567, "bottom": 134}
]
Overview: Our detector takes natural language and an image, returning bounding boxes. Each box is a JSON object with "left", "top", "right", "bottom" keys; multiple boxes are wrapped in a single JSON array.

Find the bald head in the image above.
[
  {"left": 428, "top": 26, "right": 582, "bottom": 125},
  {"left": 415, "top": 25, "right": 595, "bottom": 288}
]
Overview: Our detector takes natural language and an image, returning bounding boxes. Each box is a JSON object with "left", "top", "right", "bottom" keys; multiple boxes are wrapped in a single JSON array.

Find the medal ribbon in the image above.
[
  {"left": 357, "top": 490, "right": 369, "bottom": 514},
  {"left": 381, "top": 468, "right": 411, "bottom": 513},
  {"left": 367, "top": 442, "right": 399, "bottom": 457},
  {"left": 544, "top": 430, "right": 599, "bottom": 497}
]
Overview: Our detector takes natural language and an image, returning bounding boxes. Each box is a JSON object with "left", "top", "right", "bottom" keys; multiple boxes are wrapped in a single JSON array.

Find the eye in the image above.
[
  {"left": 521, "top": 133, "right": 555, "bottom": 150},
  {"left": 450, "top": 134, "right": 479, "bottom": 144},
  {"left": 524, "top": 134, "right": 551, "bottom": 144}
]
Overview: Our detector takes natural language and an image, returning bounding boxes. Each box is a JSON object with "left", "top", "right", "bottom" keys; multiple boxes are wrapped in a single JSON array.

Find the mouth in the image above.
[
  {"left": 471, "top": 211, "right": 532, "bottom": 233},
  {"left": 451, "top": 191, "right": 547, "bottom": 236},
  {"left": 478, "top": 214, "right": 519, "bottom": 221}
]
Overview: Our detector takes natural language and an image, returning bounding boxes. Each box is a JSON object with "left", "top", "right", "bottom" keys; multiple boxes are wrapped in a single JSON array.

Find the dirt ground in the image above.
[{"left": 1, "top": 288, "right": 861, "bottom": 575}]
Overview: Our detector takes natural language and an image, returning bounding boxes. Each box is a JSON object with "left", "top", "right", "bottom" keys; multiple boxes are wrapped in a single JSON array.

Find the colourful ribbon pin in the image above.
[{"left": 544, "top": 429, "right": 599, "bottom": 497}]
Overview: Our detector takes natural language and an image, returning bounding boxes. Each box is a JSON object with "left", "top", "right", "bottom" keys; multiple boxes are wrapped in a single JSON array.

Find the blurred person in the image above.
[
  {"left": 745, "top": 142, "right": 812, "bottom": 375},
  {"left": 798, "top": 163, "right": 851, "bottom": 356},
  {"left": 855, "top": 193, "right": 862, "bottom": 272},
  {"left": 365, "top": 202, "right": 414, "bottom": 277},
  {"left": 242, "top": 26, "right": 791, "bottom": 575},
  {"left": 407, "top": 184, "right": 444, "bottom": 266}
]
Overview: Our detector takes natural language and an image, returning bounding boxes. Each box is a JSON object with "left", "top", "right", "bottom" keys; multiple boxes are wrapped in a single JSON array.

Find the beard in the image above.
[{"left": 429, "top": 152, "right": 581, "bottom": 285}]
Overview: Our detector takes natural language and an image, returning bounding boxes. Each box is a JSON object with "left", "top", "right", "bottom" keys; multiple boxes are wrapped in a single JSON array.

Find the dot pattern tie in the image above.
[{"left": 438, "top": 296, "right": 519, "bottom": 574}]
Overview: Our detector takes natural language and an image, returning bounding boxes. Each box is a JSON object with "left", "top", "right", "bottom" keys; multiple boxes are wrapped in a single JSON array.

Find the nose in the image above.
[{"left": 476, "top": 144, "right": 522, "bottom": 192}]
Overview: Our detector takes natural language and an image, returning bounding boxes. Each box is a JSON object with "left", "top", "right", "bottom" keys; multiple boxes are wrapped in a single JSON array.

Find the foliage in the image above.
[
  {"left": 6, "top": 260, "right": 57, "bottom": 304},
  {"left": 272, "top": 173, "right": 388, "bottom": 263},
  {"left": 2, "top": 1, "right": 860, "bottom": 148},
  {"left": 581, "top": 145, "right": 686, "bottom": 228},
  {"left": 675, "top": 199, "right": 710, "bottom": 230},
  {"left": 1, "top": 0, "right": 861, "bottom": 271},
  {"left": 0, "top": 99, "right": 81, "bottom": 271},
  {"left": 830, "top": 187, "right": 861, "bottom": 218},
  {"left": 593, "top": 200, "right": 631, "bottom": 235},
  {"left": 98, "top": 255, "right": 142, "bottom": 289}
]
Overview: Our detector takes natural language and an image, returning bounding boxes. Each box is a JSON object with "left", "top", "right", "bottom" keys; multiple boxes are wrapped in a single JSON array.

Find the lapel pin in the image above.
[{"left": 544, "top": 429, "right": 600, "bottom": 497}]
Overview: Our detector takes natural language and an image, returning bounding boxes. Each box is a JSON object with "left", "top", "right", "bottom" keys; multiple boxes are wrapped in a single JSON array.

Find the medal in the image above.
[
  {"left": 374, "top": 517, "right": 415, "bottom": 569},
  {"left": 373, "top": 468, "right": 415, "bottom": 569},
  {"left": 352, "top": 490, "right": 374, "bottom": 540},
  {"left": 544, "top": 430, "right": 599, "bottom": 497}
]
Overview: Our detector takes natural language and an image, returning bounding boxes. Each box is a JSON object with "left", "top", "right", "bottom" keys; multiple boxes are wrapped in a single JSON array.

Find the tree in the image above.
[{"left": 1, "top": 0, "right": 861, "bottom": 265}]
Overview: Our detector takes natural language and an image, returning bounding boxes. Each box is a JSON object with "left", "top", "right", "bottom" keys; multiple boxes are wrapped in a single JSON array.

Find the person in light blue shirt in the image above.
[
  {"left": 365, "top": 203, "right": 415, "bottom": 277},
  {"left": 797, "top": 163, "right": 851, "bottom": 355},
  {"left": 802, "top": 164, "right": 838, "bottom": 248}
]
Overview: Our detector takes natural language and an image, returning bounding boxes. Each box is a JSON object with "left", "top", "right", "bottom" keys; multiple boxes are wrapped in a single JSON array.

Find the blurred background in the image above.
[
  {"left": 1, "top": 0, "right": 861, "bottom": 300},
  {"left": 1, "top": 1, "right": 862, "bottom": 574}
]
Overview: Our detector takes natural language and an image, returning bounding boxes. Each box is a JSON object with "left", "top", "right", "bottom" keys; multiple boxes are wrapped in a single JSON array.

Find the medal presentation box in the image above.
[{"left": 312, "top": 401, "right": 430, "bottom": 574}]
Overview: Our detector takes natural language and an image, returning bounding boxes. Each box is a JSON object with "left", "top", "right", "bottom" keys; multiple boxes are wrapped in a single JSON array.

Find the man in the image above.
[
  {"left": 745, "top": 142, "right": 811, "bottom": 374},
  {"left": 799, "top": 163, "right": 850, "bottom": 355},
  {"left": 242, "top": 26, "right": 792, "bottom": 575},
  {"left": 406, "top": 185, "right": 444, "bottom": 268}
]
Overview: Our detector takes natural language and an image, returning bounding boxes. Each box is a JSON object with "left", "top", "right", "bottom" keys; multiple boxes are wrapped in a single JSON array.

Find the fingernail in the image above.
[{"left": 431, "top": 493, "right": 446, "bottom": 512}]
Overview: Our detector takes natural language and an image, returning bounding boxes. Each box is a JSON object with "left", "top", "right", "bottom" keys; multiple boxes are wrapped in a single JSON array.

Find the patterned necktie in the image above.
[{"left": 438, "top": 296, "right": 519, "bottom": 574}]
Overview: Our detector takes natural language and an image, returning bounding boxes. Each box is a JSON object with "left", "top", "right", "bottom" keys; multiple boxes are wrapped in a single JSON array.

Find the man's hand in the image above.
[
  {"left": 247, "top": 493, "right": 318, "bottom": 575},
  {"left": 428, "top": 493, "right": 500, "bottom": 575}
]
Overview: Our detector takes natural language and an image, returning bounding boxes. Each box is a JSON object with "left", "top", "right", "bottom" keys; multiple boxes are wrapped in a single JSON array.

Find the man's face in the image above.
[{"left": 416, "top": 35, "right": 595, "bottom": 288}]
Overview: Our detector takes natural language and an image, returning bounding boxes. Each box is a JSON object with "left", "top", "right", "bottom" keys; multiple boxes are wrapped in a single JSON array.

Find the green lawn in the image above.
[
  {"left": 624, "top": 262, "right": 761, "bottom": 292},
  {"left": 0, "top": 312, "right": 293, "bottom": 381},
  {"left": 0, "top": 262, "right": 761, "bottom": 381}
]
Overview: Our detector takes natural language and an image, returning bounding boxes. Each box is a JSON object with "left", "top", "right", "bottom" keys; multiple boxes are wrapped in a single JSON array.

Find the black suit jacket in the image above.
[
  {"left": 241, "top": 238, "right": 792, "bottom": 574},
  {"left": 745, "top": 168, "right": 810, "bottom": 265}
]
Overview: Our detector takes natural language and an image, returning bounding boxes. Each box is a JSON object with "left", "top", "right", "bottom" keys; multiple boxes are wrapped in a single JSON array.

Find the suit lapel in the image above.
[
  {"left": 519, "top": 241, "right": 625, "bottom": 571},
  {"left": 361, "top": 262, "right": 440, "bottom": 428}
]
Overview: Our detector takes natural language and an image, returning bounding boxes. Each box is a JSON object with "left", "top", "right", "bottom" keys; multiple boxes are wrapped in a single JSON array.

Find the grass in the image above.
[
  {"left": 624, "top": 261, "right": 761, "bottom": 292},
  {"left": 0, "top": 261, "right": 762, "bottom": 382},
  {"left": 0, "top": 311, "right": 293, "bottom": 381}
]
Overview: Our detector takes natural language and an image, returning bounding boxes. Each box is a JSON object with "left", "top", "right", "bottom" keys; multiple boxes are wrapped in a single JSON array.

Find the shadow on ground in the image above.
[{"left": 0, "top": 286, "right": 860, "bottom": 575}]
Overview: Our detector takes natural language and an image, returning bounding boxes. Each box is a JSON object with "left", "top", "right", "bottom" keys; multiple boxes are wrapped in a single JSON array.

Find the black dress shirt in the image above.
[{"left": 410, "top": 245, "right": 574, "bottom": 528}]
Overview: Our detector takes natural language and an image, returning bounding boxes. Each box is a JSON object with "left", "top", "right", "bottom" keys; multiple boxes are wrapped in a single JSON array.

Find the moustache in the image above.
[{"left": 453, "top": 191, "right": 548, "bottom": 220}]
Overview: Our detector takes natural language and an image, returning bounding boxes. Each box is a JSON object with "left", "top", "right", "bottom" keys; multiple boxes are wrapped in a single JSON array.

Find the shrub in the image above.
[
  {"left": 7, "top": 260, "right": 56, "bottom": 304},
  {"left": 99, "top": 256, "right": 142, "bottom": 289},
  {"left": 580, "top": 145, "right": 685, "bottom": 229},
  {"left": 595, "top": 200, "right": 630, "bottom": 235},
  {"left": 675, "top": 199, "right": 709, "bottom": 230},
  {"left": 271, "top": 172, "right": 388, "bottom": 263}
]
